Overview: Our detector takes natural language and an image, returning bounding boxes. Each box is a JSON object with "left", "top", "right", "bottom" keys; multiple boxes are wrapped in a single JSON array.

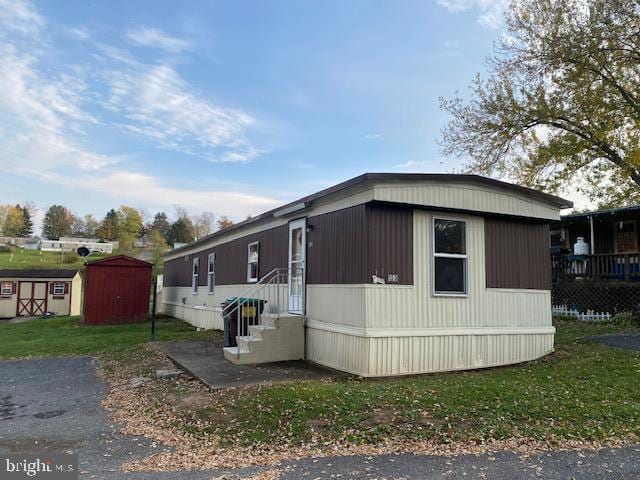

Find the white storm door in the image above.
[{"left": 288, "top": 218, "right": 306, "bottom": 314}]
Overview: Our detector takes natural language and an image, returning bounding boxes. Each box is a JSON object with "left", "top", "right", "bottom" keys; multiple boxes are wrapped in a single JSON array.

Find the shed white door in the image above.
[
  {"left": 288, "top": 219, "right": 306, "bottom": 314},
  {"left": 17, "top": 281, "right": 47, "bottom": 316}
]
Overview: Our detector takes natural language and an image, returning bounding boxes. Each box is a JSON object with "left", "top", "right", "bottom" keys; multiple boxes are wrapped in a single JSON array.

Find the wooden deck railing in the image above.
[{"left": 552, "top": 252, "right": 640, "bottom": 282}]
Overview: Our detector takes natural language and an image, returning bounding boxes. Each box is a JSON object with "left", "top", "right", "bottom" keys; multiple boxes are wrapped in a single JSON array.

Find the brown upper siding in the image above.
[
  {"left": 164, "top": 202, "right": 415, "bottom": 287},
  {"left": 163, "top": 225, "right": 288, "bottom": 287},
  {"left": 366, "top": 203, "right": 413, "bottom": 284},
  {"left": 484, "top": 218, "right": 551, "bottom": 290},
  {"left": 305, "top": 205, "right": 369, "bottom": 284},
  {"left": 306, "top": 203, "right": 413, "bottom": 285}
]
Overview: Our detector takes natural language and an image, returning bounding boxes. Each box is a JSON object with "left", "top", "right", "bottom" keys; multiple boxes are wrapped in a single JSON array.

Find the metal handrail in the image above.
[
  {"left": 221, "top": 266, "right": 304, "bottom": 350},
  {"left": 220, "top": 267, "right": 278, "bottom": 316}
]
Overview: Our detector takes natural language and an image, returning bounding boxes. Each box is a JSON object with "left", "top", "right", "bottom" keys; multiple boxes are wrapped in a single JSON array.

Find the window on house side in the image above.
[
  {"left": 53, "top": 282, "right": 65, "bottom": 295},
  {"left": 207, "top": 253, "right": 215, "bottom": 294},
  {"left": 0, "top": 282, "right": 12, "bottom": 296},
  {"left": 433, "top": 218, "right": 467, "bottom": 295},
  {"left": 247, "top": 242, "right": 259, "bottom": 282},
  {"left": 192, "top": 257, "right": 199, "bottom": 294}
]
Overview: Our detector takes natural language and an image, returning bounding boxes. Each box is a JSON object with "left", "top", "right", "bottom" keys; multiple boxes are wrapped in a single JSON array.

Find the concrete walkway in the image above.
[{"left": 157, "top": 340, "right": 343, "bottom": 389}]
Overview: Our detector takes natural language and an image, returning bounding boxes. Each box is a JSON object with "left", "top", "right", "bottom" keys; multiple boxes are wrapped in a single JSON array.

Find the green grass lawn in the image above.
[
  {"left": 189, "top": 319, "right": 640, "bottom": 448},
  {"left": 0, "top": 315, "right": 216, "bottom": 358},
  {"left": 0, "top": 248, "right": 102, "bottom": 270}
]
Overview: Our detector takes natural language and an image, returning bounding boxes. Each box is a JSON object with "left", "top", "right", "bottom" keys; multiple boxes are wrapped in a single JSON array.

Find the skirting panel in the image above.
[
  {"left": 306, "top": 327, "right": 554, "bottom": 377},
  {"left": 163, "top": 302, "right": 223, "bottom": 330}
]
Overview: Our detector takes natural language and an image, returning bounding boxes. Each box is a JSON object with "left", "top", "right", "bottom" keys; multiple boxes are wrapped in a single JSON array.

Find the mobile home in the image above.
[{"left": 163, "top": 173, "right": 571, "bottom": 377}]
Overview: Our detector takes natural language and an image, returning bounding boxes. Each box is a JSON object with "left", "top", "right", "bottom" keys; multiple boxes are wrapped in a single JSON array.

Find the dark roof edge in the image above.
[
  {"left": 0, "top": 269, "right": 79, "bottom": 278},
  {"left": 561, "top": 203, "right": 640, "bottom": 220},
  {"left": 165, "top": 173, "right": 572, "bottom": 257}
]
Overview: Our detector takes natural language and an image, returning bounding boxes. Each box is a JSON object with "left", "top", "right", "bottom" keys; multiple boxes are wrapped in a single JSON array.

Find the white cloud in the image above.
[
  {"left": 0, "top": 0, "right": 44, "bottom": 35},
  {"left": 103, "top": 63, "right": 258, "bottom": 161},
  {"left": 394, "top": 160, "right": 434, "bottom": 169},
  {"left": 66, "top": 26, "right": 90, "bottom": 40},
  {"left": 0, "top": 0, "right": 276, "bottom": 220},
  {"left": 37, "top": 170, "right": 280, "bottom": 220},
  {"left": 126, "top": 26, "right": 191, "bottom": 53},
  {"left": 436, "top": 0, "right": 508, "bottom": 29},
  {"left": 364, "top": 133, "right": 382, "bottom": 140}
]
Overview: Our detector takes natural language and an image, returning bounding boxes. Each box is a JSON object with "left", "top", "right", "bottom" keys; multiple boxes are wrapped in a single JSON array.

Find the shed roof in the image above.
[
  {"left": 86, "top": 255, "right": 152, "bottom": 268},
  {"left": 0, "top": 269, "right": 78, "bottom": 279},
  {"left": 166, "top": 172, "right": 572, "bottom": 257}
]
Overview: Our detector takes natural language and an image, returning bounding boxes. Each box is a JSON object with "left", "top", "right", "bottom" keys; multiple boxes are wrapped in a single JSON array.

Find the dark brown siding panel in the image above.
[
  {"left": 367, "top": 203, "right": 413, "bottom": 285},
  {"left": 485, "top": 218, "right": 551, "bottom": 290},
  {"left": 163, "top": 257, "right": 191, "bottom": 287},
  {"left": 164, "top": 225, "right": 289, "bottom": 287},
  {"left": 306, "top": 205, "right": 369, "bottom": 284}
]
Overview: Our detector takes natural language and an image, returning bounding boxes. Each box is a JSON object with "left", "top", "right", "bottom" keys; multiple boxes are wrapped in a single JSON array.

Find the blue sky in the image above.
[{"left": 0, "top": 0, "right": 512, "bottom": 230}]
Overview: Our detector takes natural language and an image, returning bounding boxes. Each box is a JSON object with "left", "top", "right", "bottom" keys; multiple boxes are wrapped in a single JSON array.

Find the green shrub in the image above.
[
  {"left": 0, "top": 245, "right": 13, "bottom": 253},
  {"left": 63, "top": 252, "right": 80, "bottom": 264},
  {"left": 612, "top": 311, "right": 638, "bottom": 326}
]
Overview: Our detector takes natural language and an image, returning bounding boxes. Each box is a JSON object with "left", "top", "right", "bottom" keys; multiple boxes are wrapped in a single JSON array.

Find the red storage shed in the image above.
[{"left": 83, "top": 255, "right": 152, "bottom": 325}]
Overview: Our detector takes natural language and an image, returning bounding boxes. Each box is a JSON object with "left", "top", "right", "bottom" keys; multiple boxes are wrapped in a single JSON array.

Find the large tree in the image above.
[
  {"left": 193, "top": 211, "right": 214, "bottom": 240},
  {"left": 2, "top": 205, "right": 25, "bottom": 237},
  {"left": 42, "top": 205, "right": 73, "bottom": 240},
  {"left": 19, "top": 204, "right": 33, "bottom": 237},
  {"left": 84, "top": 213, "right": 98, "bottom": 237},
  {"left": 97, "top": 209, "right": 119, "bottom": 240},
  {"left": 167, "top": 217, "right": 195, "bottom": 246},
  {"left": 150, "top": 212, "right": 171, "bottom": 241},
  {"left": 440, "top": 0, "right": 640, "bottom": 207},
  {"left": 116, "top": 206, "right": 144, "bottom": 251},
  {"left": 216, "top": 215, "right": 234, "bottom": 231}
]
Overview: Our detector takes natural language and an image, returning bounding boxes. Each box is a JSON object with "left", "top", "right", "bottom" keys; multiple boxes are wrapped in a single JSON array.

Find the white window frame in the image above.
[
  {"left": 432, "top": 216, "right": 468, "bottom": 297},
  {"left": 247, "top": 241, "right": 259, "bottom": 283},
  {"left": 207, "top": 253, "right": 215, "bottom": 294},
  {"left": 192, "top": 257, "right": 199, "bottom": 294},
  {"left": 53, "top": 282, "right": 65, "bottom": 296},
  {"left": 0, "top": 282, "right": 12, "bottom": 296}
]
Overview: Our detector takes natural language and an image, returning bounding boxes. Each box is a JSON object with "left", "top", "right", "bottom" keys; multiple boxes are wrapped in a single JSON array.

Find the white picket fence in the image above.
[{"left": 552, "top": 305, "right": 612, "bottom": 323}]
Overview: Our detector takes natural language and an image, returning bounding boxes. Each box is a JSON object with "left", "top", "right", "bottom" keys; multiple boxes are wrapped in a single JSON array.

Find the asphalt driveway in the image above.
[{"left": 1, "top": 356, "right": 640, "bottom": 479}]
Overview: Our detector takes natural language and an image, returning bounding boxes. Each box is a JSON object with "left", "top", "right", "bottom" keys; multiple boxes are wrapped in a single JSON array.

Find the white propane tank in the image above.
[{"left": 574, "top": 237, "right": 590, "bottom": 255}]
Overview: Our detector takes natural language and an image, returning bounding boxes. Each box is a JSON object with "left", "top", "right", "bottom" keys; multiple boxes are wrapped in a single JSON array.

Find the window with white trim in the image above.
[
  {"left": 192, "top": 257, "right": 199, "bottom": 294},
  {"left": 433, "top": 218, "right": 467, "bottom": 295},
  {"left": 1, "top": 282, "right": 12, "bottom": 296},
  {"left": 207, "top": 253, "right": 215, "bottom": 294},
  {"left": 247, "top": 241, "right": 259, "bottom": 282},
  {"left": 53, "top": 282, "right": 65, "bottom": 295}
]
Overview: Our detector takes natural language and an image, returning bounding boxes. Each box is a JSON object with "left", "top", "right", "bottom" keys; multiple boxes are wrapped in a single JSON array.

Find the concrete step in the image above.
[{"left": 225, "top": 315, "right": 305, "bottom": 365}]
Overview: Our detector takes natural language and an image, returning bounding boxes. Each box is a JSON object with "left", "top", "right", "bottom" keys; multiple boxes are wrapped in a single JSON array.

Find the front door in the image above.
[
  {"left": 17, "top": 282, "right": 47, "bottom": 316},
  {"left": 288, "top": 219, "right": 306, "bottom": 314}
]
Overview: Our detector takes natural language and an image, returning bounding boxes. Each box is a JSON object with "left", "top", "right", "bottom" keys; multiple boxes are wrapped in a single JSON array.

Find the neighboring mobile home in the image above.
[
  {"left": 163, "top": 173, "right": 571, "bottom": 377},
  {"left": 0, "top": 269, "right": 82, "bottom": 318}
]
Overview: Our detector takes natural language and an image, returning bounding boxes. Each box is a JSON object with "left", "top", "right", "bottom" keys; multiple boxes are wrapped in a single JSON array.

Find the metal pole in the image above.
[
  {"left": 151, "top": 277, "right": 157, "bottom": 341},
  {"left": 589, "top": 215, "right": 596, "bottom": 255}
]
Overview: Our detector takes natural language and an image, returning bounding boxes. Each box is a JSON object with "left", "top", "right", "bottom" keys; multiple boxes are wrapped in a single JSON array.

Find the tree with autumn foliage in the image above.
[{"left": 440, "top": 0, "right": 640, "bottom": 207}]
